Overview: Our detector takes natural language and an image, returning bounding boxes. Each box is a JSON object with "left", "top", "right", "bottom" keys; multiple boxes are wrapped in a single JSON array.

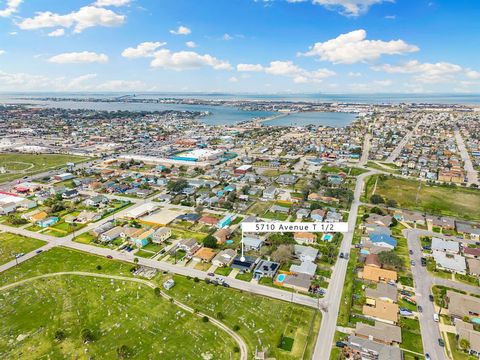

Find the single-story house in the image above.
[
  {"left": 365, "top": 282, "right": 398, "bottom": 303},
  {"left": 100, "top": 226, "right": 124, "bottom": 243},
  {"left": 282, "top": 273, "right": 312, "bottom": 293},
  {"left": 346, "top": 335, "right": 402, "bottom": 360},
  {"left": 361, "top": 265, "right": 397, "bottom": 283},
  {"left": 192, "top": 247, "right": 217, "bottom": 263},
  {"left": 447, "top": 290, "right": 480, "bottom": 319},
  {"left": 38, "top": 216, "right": 59, "bottom": 228},
  {"left": 243, "top": 236, "right": 264, "bottom": 251},
  {"left": 432, "top": 237, "right": 460, "bottom": 254},
  {"left": 294, "top": 245, "right": 319, "bottom": 263},
  {"left": 294, "top": 232, "right": 316, "bottom": 245},
  {"left": 231, "top": 255, "right": 257, "bottom": 272},
  {"left": 152, "top": 227, "right": 172, "bottom": 243},
  {"left": 354, "top": 321, "right": 402, "bottom": 345},
  {"left": 363, "top": 299, "right": 399, "bottom": 324},
  {"left": 212, "top": 249, "right": 237, "bottom": 267},
  {"left": 432, "top": 250, "right": 467, "bottom": 274},
  {"left": 254, "top": 259, "right": 280, "bottom": 280}
]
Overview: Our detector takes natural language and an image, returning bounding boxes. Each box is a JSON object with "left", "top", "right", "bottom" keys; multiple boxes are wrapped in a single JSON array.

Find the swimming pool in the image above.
[
  {"left": 322, "top": 234, "right": 333, "bottom": 241},
  {"left": 277, "top": 274, "right": 286, "bottom": 282}
]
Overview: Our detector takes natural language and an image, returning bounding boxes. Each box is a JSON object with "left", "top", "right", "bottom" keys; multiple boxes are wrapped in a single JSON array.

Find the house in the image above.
[
  {"left": 447, "top": 290, "right": 480, "bottom": 319},
  {"left": 62, "top": 189, "right": 79, "bottom": 199},
  {"left": 213, "top": 228, "right": 231, "bottom": 244},
  {"left": 100, "top": 226, "right": 124, "bottom": 243},
  {"left": 29, "top": 211, "right": 48, "bottom": 223},
  {"left": 91, "top": 221, "right": 115, "bottom": 237},
  {"left": 37, "top": 216, "right": 59, "bottom": 228},
  {"left": 432, "top": 237, "right": 460, "bottom": 254},
  {"left": 262, "top": 186, "right": 277, "bottom": 200},
  {"left": 163, "top": 279, "right": 175, "bottom": 290},
  {"left": 282, "top": 273, "right": 312, "bottom": 293},
  {"left": 365, "top": 214, "right": 392, "bottom": 227},
  {"left": 276, "top": 174, "right": 298, "bottom": 185},
  {"left": 467, "top": 258, "right": 480, "bottom": 276},
  {"left": 290, "top": 261, "right": 317, "bottom": 277},
  {"left": 77, "top": 211, "right": 101, "bottom": 223},
  {"left": 324, "top": 211, "right": 343, "bottom": 223},
  {"left": 177, "top": 213, "right": 201, "bottom": 222},
  {"left": 254, "top": 259, "right": 280, "bottom": 280},
  {"left": 192, "top": 247, "right": 216, "bottom": 263},
  {"left": 84, "top": 195, "right": 109, "bottom": 207},
  {"left": 361, "top": 265, "right": 397, "bottom": 283},
  {"left": 294, "top": 245, "right": 319, "bottom": 263},
  {"left": 369, "top": 233, "right": 397, "bottom": 249},
  {"left": 293, "top": 232, "right": 316, "bottom": 245},
  {"left": 131, "top": 229, "right": 154, "bottom": 248},
  {"left": 432, "top": 250, "right": 467, "bottom": 274},
  {"left": 296, "top": 208, "right": 310, "bottom": 219},
  {"left": 231, "top": 255, "right": 257, "bottom": 272},
  {"left": 270, "top": 205, "right": 289, "bottom": 214},
  {"left": 54, "top": 173, "right": 74, "bottom": 181},
  {"left": 455, "top": 319, "right": 480, "bottom": 356},
  {"left": 346, "top": 335, "right": 402, "bottom": 360},
  {"left": 243, "top": 236, "right": 264, "bottom": 251},
  {"left": 354, "top": 321, "right": 402, "bottom": 345},
  {"left": 212, "top": 249, "right": 237, "bottom": 267},
  {"left": 464, "top": 247, "right": 480, "bottom": 259},
  {"left": 363, "top": 299, "right": 399, "bottom": 324},
  {"left": 152, "top": 227, "right": 172, "bottom": 243},
  {"left": 199, "top": 215, "right": 218, "bottom": 226},
  {"left": 365, "top": 254, "right": 381, "bottom": 268},
  {"left": 426, "top": 215, "right": 455, "bottom": 230},
  {"left": 365, "top": 283, "right": 398, "bottom": 303},
  {"left": 125, "top": 202, "right": 158, "bottom": 219},
  {"left": 217, "top": 214, "right": 235, "bottom": 229},
  {"left": 310, "top": 209, "right": 326, "bottom": 221},
  {"left": 176, "top": 238, "right": 202, "bottom": 256}
]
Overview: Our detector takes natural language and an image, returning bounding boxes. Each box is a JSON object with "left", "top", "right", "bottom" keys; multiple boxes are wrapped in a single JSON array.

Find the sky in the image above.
[{"left": 0, "top": 0, "right": 479, "bottom": 93}]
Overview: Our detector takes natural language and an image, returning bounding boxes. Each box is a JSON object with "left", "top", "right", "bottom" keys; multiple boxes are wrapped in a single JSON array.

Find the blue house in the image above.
[
  {"left": 369, "top": 234, "right": 397, "bottom": 249},
  {"left": 38, "top": 216, "right": 59, "bottom": 228},
  {"left": 224, "top": 185, "right": 236, "bottom": 192},
  {"left": 217, "top": 214, "right": 234, "bottom": 229}
]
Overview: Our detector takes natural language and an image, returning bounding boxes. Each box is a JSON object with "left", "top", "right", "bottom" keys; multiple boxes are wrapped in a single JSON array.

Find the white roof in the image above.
[
  {"left": 431, "top": 237, "right": 459, "bottom": 253},
  {"left": 125, "top": 202, "right": 158, "bottom": 218},
  {"left": 433, "top": 250, "right": 466, "bottom": 272},
  {"left": 0, "top": 193, "right": 26, "bottom": 205}
]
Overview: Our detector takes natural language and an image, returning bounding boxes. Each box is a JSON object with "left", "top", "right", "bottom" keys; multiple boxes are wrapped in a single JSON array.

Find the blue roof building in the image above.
[{"left": 369, "top": 234, "right": 397, "bottom": 249}]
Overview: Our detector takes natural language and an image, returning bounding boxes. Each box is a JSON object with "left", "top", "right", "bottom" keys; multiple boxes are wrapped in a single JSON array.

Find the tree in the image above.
[
  {"left": 154, "top": 287, "right": 161, "bottom": 297},
  {"left": 386, "top": 199, "right": 398, "bottom": 208},
  {"left": 390, "top": 217, "right": 398, "bottom": 227},
  {"left": 370, "top": 207, "right": 384, "bottom": 215},
  {"left": 80, "top": 328, "right": 95, "bottom": 343},
  {"left": 378, "top": 251, "right": 403, "bottom": 270},
  {"left": 202, "top": 316, "right": 209, "bottom": 322},
  {"left": 370, "top": 194, "right": 385, "bottom": 204},
  {"left": 459, "top": 338, "right": 470, "bottom": 351},
  {"left": 271, "top": 245, "right": 294, "bottom": 263},
  {"left": 116, "top": 345, "right": 132, "bottom": 359},
  {"left": 203, "top": 235, "right": 218, "bottom": 249},
  {"left": 167, "top": 179, "right": 188, "bottom": 193}
]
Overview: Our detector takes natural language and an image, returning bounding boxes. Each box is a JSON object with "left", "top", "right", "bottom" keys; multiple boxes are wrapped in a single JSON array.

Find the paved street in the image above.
[
  {"left": 455, "top": 129, "right": 479, "bottom": 186},
  {"left": 386, "top": 116, "right": 424, "bottom": 163},
  {"left": 312, "top": 171, "right": 374, "bottom": 359}
]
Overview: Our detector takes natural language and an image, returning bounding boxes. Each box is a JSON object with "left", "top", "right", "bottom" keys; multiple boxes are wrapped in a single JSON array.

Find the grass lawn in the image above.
[
  {"left": 399, "top": 317, "right": 423, "bottom": 354},
  {"left": 142, "top": 243, "right": 164, "bottom": 253},
  {"left": 134, "top": 249, "right": 155, "bottom": 258},
  {"left": 446, "top": 332, "right": 478, "bottom": 360},
  {"left": 0, "top": 232, "right": 46, "bottom": 265},
  {"left": 0, "top": 275, "right": 238, "bottom": 359},
  {"left": 247, "top": 201, "right": 272, "bottom": 216},
  {"left": 215, "top": 266, "right": 233, "bottom": 276},
  {"left": 337, "top": 248, "right": 359, "bottom": 327},
  {"left": 0, "top": 153, "right": 90, "bottom": 184},
  {"left": 365, "top": 175, "right": 480, "bottom": 221},
  {"left": 263, "top": 211, "right": 289, "bottom": 221},
  {"left": 171, "top": 228, "right": 208, "bottom": 241},
  {"left": 235, "top": 271, "right": 253, "bottom": 282},
  {"left": 73, "top": 232, "right": 97, "bottom": 245}
]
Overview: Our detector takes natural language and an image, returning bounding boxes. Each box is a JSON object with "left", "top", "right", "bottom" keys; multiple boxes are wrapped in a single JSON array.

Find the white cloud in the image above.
[
  {"left": 150, "top": 49, "right": 231, "bottom": 71},
  {"left": 170, "top": 26, "right": 191, "bottom": 35},
  {"left": 0, "top": 50, "right": 5, "bottom": 56},
  {"left": 48, "top": 28, "right": 65, "bottom": 37},
  {"left": 374, "top": 79, "right": 392, "bottom": 86},
  {"left": 94, "top": 0, "right": 131, "bottom": 7},
  {"left": 222, "top": 33, "right": 233, "bottom": 41},
  {"left": 372, "top": 60, "right": 466, "bottom": 83},
  {"left": 286, "top": 0, "right": 393, "bottom": 16},
  {"left": 465, "top": 69, "right": 480, "bottom": 80},
  {"left": 301, "top": 29, "right": 418, "bottom": 64},
  {"left": 237, "top": 63, "right": 264, "bottom": 72},
  {"left": 185, "top": 41, "right": 197, "bottom": 48},
  {"left": 8, "top": 31, "right": 18, "bottom": 35},
  {"left": 17, "top": 6, "right": 125, "bottom": 33},
  {"left": 65, "top": 73, "right": 98, "bottom": 90},
  {"left": 348, "top": 71, "right": 362, "bottom": 77},
  {"left": 48, "top": 51, "right": 109, "bottom": 64},
  {"left": 121, "top": 42, "right": 166, "bottom": 58},
  {"left": 237, "top": 60, "right": 335, "bottom": 83},
  {"left": 229, "top": 76, "right": 239, "bottom": 82},
  {"left": 97, "top": 79, "right": 146, "bottom": 91},
  {"left": 0, "top": 0, "right": 22, "bottom": 18}
]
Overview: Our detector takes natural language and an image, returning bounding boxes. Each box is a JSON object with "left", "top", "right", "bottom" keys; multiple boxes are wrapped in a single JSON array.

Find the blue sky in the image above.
[{"left": 0, "top": 0, "right": 479, "bottom": 93}]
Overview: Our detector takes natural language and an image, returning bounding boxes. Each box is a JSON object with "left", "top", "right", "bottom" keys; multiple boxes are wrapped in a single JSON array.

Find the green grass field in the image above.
[
  {"left": 365, "top": 175, "right": 480, "bottom": 221},
  {"left": 0, "top": 153, "right": 90, "bottom": 184},
  {"left": 0, "top": 233, "right": 46, "bottom": 265},
  {"left": 0, "top": 247, "right": 321, "bottom": 359},
  {"left": 0, "top": 276, "right": 237, "bottom": 359}
]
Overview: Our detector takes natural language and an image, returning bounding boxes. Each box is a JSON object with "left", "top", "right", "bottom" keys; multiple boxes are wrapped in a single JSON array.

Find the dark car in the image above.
[
  {"left": 106, "top": 255, "right": 113, "bottom": 259},
  {"left": 222, "top": 283, "right": 230, "bottom": 288},
  {"left": 36, "top": 249, "right": 43, "bottom": 254},
  {"left": 438, "top": 338, "right": 445, "bottom": 347},
  {"left": 409, "top": 250, "right": 413, "bottom": 255},
  {"left": 417, "top": 305, "right": 423, "bottom": 313},
  {"left": 207, "top": 272, "right": 215, "bottom": 277},
  {"left": 339, "top": 252, "right": 344, "bottom": 259},
  {"left": 336, "top": 341, "right": 346, "bottom": 348},
  {"left": 425, "top": 354, "right": 430, "bottom": 360},
  {"left": 429, "top": 294, "right": 434, "bottom": 302}
]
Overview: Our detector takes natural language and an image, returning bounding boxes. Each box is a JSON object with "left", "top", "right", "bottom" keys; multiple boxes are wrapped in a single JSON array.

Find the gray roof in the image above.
[
  {"left": 354, "top": 322, "right": 402, "bottom": 344},
  {"left": 433, "top": 250, "right": 466, "bottom": 273},
  {"left": 294, "top": 245, "right": 319, "bottom": 261},
  {"left": 365, "top": 282, "right": 398, "bottom": 302},
  {"left": 347, "top": 335, "right": 402, "bottom": 360},
  {"left": 431, "top": 237, "right": 459, "bottom": 253},
  {"left": 290, "top": 262, "right": 317, "bottom": 277}
]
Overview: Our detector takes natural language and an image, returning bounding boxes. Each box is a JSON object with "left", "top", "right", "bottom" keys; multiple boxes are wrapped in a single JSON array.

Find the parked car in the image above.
[
  {"left": 339, "top": 252, "right": 344, "bottom": 259},
  {"left": 438, "top": 338, "right": 444, "bottom": 347},
  {"left": 417, "top": 305, "right": 423, "bottom": 313},
  {"left": 409, "top": 250, "right": 413, "bottom": 255},
  {"left": 429, "top": 294, "right": 434, "bottom": 302},
  {"left": 433, "top": 313, "right": 439, "bottom": 322},
  {"left": 106, "top": 255, "right": 113, "bottom": 259},
  {"left": 36, "top": 249, "right": 43, "bottom": 254},
  {"left": 425, "top": 354, "right": 430, "bottom": 360},
  {"left": 207, "top": 272, "right": 215, "bottom": 277},
  {"left": 410, "top": 260, "right": 416, "bottom": 266}
]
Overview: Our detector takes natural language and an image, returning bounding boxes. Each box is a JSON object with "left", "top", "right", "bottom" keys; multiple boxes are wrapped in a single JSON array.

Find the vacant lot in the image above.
[
  {"left": 0, "top": 232, "right": 46, "bottom": 265},
  {"left": 365, "top": 175, "right": 480, "bottom": 221},
  {"left": 0, "top": 153, "right": 90, "bottom": 183},
  {"left": 0, "top": 276, "right": 237, "bottom": 359}
]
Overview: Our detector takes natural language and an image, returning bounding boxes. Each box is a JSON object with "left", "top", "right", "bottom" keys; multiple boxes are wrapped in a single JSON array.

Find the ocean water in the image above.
[{"left": 264, "top": 111, "right": 357, "bottom": 127}]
